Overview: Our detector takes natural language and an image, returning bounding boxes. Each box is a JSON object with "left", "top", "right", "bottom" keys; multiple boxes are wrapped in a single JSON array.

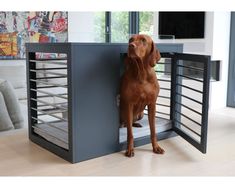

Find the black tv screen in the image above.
[{"left": 158, "top": 12, "right": 205, "bottom": 39}]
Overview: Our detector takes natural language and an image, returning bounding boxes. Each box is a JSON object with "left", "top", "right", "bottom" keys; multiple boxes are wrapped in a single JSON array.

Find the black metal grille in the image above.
[{"left": 161, "top": 52, "right": 211, "bottom": 153}]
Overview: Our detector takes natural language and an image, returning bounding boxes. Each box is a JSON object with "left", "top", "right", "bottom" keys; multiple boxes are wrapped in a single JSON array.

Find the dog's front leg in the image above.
[
  {"left": 125, "top": 104, "right": 135, "bottom": 157},
  {"left": 148, "top": 103, "right": 165, "bottom": 154}
]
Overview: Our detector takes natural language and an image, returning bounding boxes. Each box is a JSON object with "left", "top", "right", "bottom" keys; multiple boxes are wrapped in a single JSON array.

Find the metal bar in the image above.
[
  {"left": 156, "top": 70, "right": 171, "bottom": 74},
  {"left": 30, "top": 69, "right": 67, "bottom": 77},
  {"left": 156, "top": 111, "right": 170, "bottom": 116},
  {"left": 170, "top": 55, "right": 177, "bottom": 122},
  {"left": 158, "top": 95, "right": 171, "bottom": 99},
  {"left": 30, "top": 79, "right": 68, "bottom": 88},
  {"left": 36, "top": 76, "right": 67, "bottom": 79},
  {"left": 35, "top": 58, "right": 67, "bottom": 61},
  {"left": 177, "top": 74, "right": 203, "bottom": 83},
  {"left": 155, "top": 116, "right": 171, "bottom": 121},
  {"left": 105, "top": 12, "right": 111, "bottom": 43},
  {"left": 160, "top": 87, "right": 171, "bottom": 91},
  {"left": 38, "top": 108, "right": 67, "bottom": 114},
  {"left": 175, "top": 110, "right": 202, "bottom": 127},
  {"left": 173, "top": 126, "right": 201, "bottom": 152},
  {"left": 129, "top": 12, "right": 139, "bottom": 34},
  {"left": 157, "top": 62, "right": 172, "bottom": 65},
  {"left": 156, "top": 103, "right": 171, "bottom": 108},
  {"left": 28, "top": 52, "right": 38, "bottom": 132},
  {"left": 37, "top": 85, "right": 63, "bottom": 89},
  {"left": 176, "top": 92, "right": 203, "bottom": 105},
  {"left": 175, "top": 53, "right": 209, "bottom": 63},
  {"left": 30, "top": 98, "right": 67, "bottom": 110},
  {"left": 174, "top": 119, "right": 201, "bottom": 137},
  {"left": 31, "top": 107, "right": 67, "bottom": 121},
  {"left": 36, "top": 67, "right": 67, "bottom": 70},
  {"left": 30, "top": 59, "right": 67, "bottom": 65},
  {"left": 176, "top": 83, "right": 203, "bottom": 94},
  {"left": 200, "top": 56, "right": 211, "bottom": 153},
  {"left": 175, "top": 101, "right": 202, "bottom": 116},
  {"left": 31, "top": 89, "right": 68, "bottom": 99},
  {"left": 158, "top": 79, "right": 171, "bottom": 82},
  {"left": 177, "top": 64, "right": 204, "bottom": 72}
]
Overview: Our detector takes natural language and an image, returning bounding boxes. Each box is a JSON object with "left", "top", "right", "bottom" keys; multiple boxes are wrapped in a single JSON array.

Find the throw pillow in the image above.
[
  {"left": 0, "top": 92, "right": 14, "bottom": 131},
  {"left": 0, "top": 79, "right": 24, "bottom": 129}
]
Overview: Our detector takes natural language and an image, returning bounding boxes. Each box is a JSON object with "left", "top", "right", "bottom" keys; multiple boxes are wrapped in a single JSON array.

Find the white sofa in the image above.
[
  {"left": 0, "top": 65, "right": 28, "bottom": 134},
  {"left": 0, "top": 64, "right": 67, "bottom": 134}
]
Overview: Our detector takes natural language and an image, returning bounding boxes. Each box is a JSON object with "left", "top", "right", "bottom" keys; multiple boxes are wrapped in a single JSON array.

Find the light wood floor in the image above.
[{"left": 0, "top": 107, "right": 235, "bottom": 176}]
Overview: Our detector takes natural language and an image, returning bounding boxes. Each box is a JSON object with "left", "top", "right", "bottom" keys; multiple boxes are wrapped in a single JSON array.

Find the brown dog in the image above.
[{"left": 120, "top": 34, "right": 165, "bottom": 157}]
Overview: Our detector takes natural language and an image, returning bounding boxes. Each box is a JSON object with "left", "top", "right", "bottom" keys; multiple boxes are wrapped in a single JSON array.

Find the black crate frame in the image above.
[{"left": 26, "top": 43, "right": 210, "bottom": 163}]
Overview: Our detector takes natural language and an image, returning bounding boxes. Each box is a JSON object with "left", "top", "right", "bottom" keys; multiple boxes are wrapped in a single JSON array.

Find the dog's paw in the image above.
[
  {"left": 153, "top": 145, "right": 165, "bottom": 154},
  {"left": 125, "top": 149, "right": 135, "bottom": 157}
]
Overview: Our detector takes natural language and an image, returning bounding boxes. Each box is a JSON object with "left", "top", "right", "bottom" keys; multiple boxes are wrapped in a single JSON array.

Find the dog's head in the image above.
[{"left": 127, "top": 34, "right": 161, "bottom": 67}]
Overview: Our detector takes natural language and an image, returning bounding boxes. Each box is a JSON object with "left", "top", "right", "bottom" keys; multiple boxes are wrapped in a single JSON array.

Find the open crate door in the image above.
[{"left": 161, "top": 53, "right": 211, "bottom": 153}]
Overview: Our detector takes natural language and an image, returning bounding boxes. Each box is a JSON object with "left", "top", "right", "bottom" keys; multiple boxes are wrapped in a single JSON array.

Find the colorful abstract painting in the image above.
[{"left": 0, "top": 11, "right": 68, "bottom": 59}]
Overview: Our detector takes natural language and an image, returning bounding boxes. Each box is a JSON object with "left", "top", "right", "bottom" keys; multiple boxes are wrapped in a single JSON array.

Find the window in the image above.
[
  {"left": 111, "top": 12, "right": 129, "bottom": 43},
  {"left": 70, "top": 12, "right": 105, "bottom": 42},
  {"left": 94, "top": 12, "right": 105, "bottom": 42},
  {"left": 139, "top": 12, "right": 154, "bottom": 36}
]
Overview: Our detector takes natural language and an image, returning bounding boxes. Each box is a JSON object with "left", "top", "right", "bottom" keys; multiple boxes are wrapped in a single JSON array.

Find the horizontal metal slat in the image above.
[
  {"left": 156, "top": 111, "right": 170, "bottom": 116},
  {"left": 175, "top": 101, "right": 202, "bottom": 116},
  {"left": 36, "top": 76, "right": 67, "bottom": 79},
  {"left": 176, "top": 83, "right": 203, "bottom": 94},
  {"left": 156, "top": 70, "right": 171, "bottom": 74},
  {"left": 176, "top": 92, "right": 202, "bottom": 105},
  {"left": 158, "top": 95, "right": 171, "bottom": 99},
  {"left": 36, "top": 67, "right": 67, "bottom": 70},
  {"left": 30, "top": 98, "right": 67, "bottom": 110},
  {"left": 30, "top": 79, "right": 67, "bottom": 88},
  {"left": 177, "top": 74, "right": 203, "bottom": 83},
  {"left": 31, "top": 89, "right": 68, "bottom": 99},
  {"left": 158, "top": 79, "right": 171, "bottom": 82},
  {"left": 156, "top": 103, "right": 171, "bottom": 108},
  {"left": 31, "top": 107, "right": 67, "bottom": 121},
  {"left": 174, "top": 119, "right": 201, "bottom": 137},
  {"left": 30, "top": 59, "right": 67, "bottom": 65},
  {"left": 177, "top": 64, "right": 204, "bottom": 72},
  {"left": 175, "top": 110, "right": 202, "bottom": 127},
  {"left": 30, "top": 69, "right": 67, "bottom": 77},
  {"left": 160, "top": 87, "right": 171, "bottom": 91}
]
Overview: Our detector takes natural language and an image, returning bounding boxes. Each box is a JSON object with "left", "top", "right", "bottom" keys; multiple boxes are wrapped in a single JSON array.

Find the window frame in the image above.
[{"left": 105, "top": 11, "right": 139, "bottom": 43}]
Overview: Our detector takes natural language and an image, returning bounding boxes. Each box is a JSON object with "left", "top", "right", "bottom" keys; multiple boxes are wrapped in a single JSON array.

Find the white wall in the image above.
[
  {"left": 209, "top": 12, "right": 231, "bottom": 109},
  {"left": 68, "top": 12, "right": 98, "bottom": 42}
]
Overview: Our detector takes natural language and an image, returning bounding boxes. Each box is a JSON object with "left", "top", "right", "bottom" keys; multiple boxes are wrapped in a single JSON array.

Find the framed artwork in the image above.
[{"left": 0, "top": 11, "right": 68, "bottom": 59}]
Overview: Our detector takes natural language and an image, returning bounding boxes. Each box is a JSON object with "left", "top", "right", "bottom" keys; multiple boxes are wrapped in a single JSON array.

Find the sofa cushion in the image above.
[
  {"left": 14, "top": 87, "right": 27, "bottom": 100},
  {"left": 0, "top": 92, "right": 14, "bottom": 131},
  {"left": 0, "top": 79, "right": 24, "bottom": 129},
  {"left": 0, "top": 65, "right": 26, "bottom": 89}
]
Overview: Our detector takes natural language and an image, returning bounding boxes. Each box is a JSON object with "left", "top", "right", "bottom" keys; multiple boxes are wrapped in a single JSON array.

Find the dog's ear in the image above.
[
  {"left": 124, "top": 56, "right": 131, "bottom": 70},
  {"left": 148, "top": 41, "right": 161, "bottom": 67}
]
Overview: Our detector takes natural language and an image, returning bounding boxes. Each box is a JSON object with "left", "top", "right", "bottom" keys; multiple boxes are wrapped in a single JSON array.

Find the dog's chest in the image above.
[{"left": 128, "top": 81, "right": 158, "bottom": 103}]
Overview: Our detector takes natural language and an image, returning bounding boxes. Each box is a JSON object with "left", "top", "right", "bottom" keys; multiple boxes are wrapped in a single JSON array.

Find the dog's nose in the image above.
[{"left": 129, "top": 43, "right": 136, "bottom": 49}]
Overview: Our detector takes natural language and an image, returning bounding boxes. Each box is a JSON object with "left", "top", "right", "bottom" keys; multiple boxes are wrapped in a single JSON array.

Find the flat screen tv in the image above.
[{"left": 158, "top": 12, "right": 205, "bottom": 39}]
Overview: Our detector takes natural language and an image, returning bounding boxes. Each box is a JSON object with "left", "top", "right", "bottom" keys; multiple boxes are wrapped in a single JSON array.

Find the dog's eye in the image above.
[
  {"left": 141, "top": 38, "right": 147, "bottom": 44},
  {"left": 129, "top": 38, "right": 134, "bottom": 43}
]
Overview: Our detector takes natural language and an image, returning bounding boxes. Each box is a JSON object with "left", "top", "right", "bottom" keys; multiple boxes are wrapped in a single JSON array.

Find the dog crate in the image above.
[{"left": 26, "top": 43, "right": 210, "bottom": 163}]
